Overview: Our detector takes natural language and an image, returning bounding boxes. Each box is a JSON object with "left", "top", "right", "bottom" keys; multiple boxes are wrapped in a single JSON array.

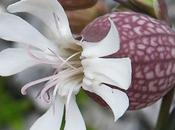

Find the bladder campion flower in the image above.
[{"left": 0, "top": 0, "right": 132, "bottom": 130}]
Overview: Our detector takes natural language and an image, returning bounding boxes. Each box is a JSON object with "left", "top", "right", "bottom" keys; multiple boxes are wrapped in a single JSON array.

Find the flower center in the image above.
[{"left": 21, "top": 43, "right": 83, "bottom": 103}]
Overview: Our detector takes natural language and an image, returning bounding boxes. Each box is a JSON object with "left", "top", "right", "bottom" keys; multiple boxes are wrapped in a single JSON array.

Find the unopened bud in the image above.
[
  {"left": 58, "top": 0, "right": 97, "bottom": 10},
  {"left": 67, "top": 1, "right": 108, "bottom": 33}
]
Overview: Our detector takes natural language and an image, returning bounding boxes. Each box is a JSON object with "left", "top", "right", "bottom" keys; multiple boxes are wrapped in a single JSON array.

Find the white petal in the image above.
[
  {"left": 83, "top": 84, "right": 129, "bottom": 121},
  {"left": 82, "top": 57, "right": 132, "bottom": 90},
  {"left": 82, "top": 18, "right": 120, "bottom": 58},
  {"left": 0, "top": 13, "right": 57, "bottom": 51},
  {"left": 0, "top": 48, "right": 38, "bottom": 76},
  {"left": 57, "top": 75, "right": 82, "bottom": 98},
  {"left": 65, "top": 95, "right": 86, "bottom": 130},
  {"left": 30, "top": 97, "right": 64, "bottom": 130},
  {"left": 8, "top": 0, "right": 75, "bottom": 46}
]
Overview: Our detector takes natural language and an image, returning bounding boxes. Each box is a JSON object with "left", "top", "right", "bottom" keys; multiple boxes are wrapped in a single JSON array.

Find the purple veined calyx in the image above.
[
  {"left": 0, "top": 0, "right": 132, "bottom": 130},
  {"left": 82, "top": 11, "right": 175, "bottom": 110}
]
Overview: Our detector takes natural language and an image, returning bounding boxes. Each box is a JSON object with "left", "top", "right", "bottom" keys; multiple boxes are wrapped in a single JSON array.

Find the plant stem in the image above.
[
  {"left": 155, "top": 88, "right": 175, "bottom": 130},
  {"left": 167, "top": 107, "right": 175, "bottom": 130}
]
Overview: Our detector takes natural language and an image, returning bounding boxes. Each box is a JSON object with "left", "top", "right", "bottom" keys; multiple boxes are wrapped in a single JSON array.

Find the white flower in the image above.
[{"left": 0, "top": 0, "right": 132, "bottom": 130}]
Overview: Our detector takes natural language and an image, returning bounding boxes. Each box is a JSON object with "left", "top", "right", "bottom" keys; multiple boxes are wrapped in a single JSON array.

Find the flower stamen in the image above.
[
  {"left": 27, "top": 47, "right": 61, "bottom": 65},
  {"left": 59, "top": 51, "right": 81, "bottom": 70},
  {"left": 21, "top": 74, "right": 58, "bottom": 95}
]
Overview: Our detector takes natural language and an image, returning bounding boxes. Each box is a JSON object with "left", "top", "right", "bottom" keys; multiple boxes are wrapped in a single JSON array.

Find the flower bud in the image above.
[
  {"left": 82, "top": 12, "right": 175, "bottom": 110},
  {"left": 66, "top": 0, "right": 108, "bottom": 33},
  {"left": 58, "top": 0, "right": 97, "bottom": 10}
]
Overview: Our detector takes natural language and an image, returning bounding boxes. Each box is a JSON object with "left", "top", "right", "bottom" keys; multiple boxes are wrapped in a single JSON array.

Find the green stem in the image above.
[
  {"left": 154, "top": 0, "right": 173, "bottom": 129},
  {"left": 167, "top": 107, "right": 175, "bottom": 130},
  {"left": 155, "top": 88, "right": 175, "bottom": 130}
]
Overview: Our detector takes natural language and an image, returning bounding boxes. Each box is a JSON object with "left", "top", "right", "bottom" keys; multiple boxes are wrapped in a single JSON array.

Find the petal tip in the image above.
[{"left": 7, "top": 3, "right": 16, "bottom": 13}]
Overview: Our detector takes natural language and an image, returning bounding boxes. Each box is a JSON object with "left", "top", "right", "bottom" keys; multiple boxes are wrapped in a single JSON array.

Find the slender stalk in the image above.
[
  {"left": 155, "top": 88, "right": 175, "bottom": 130},
  {"left": 167, "top": 107, "right": 175, "bottom": 130},
  {"left": 154, "top": 0, "right": 174, "bottom": 129}
]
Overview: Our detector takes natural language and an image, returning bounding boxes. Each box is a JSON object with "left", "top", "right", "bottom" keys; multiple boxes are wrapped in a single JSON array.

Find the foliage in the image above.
[{"left": 0, "top": 78, "right": 32, "bottom": 130}]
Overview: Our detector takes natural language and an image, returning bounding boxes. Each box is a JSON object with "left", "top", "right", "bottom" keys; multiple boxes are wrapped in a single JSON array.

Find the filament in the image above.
[{"left": 24, "top": 39, "right": 83, "bottom": 103}]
